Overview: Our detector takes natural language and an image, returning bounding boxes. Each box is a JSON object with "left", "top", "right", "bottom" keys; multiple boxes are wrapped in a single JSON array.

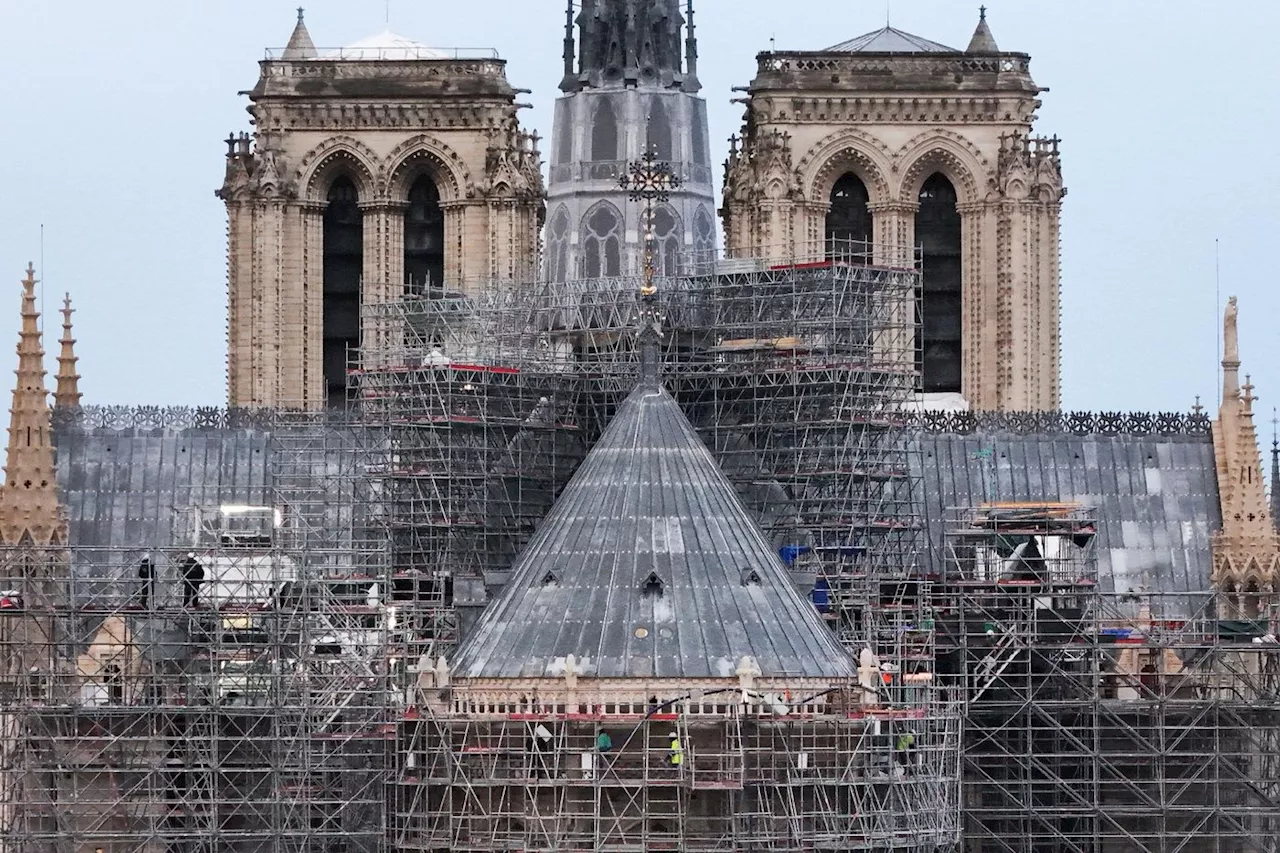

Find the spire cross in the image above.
[
  {"left": 296, "top": 6, "right": 304, "bottom": 23},
  {"left": 619, "top": 147, "right": 681, "bottom": 301},
  {"left": 1273, "top": 407, "right": 1278, "bottom": 448},
  {"left": 979, "top": 5, "right": 987, "bottom": 20}
]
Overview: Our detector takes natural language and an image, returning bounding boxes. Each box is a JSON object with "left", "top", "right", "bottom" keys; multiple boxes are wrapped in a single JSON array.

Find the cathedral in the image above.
[{"left": 0, "top": 4, "right": 1277, "bottom": 853}]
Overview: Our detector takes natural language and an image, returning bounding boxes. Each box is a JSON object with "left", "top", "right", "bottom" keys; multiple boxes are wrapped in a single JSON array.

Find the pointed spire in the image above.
[
  {"left": 1271, "top": 409, "right": 1280, "bottom": 535},
  {"left": 282, "top": 7, "right": 318, "bottom": 60},
  {"left": 0, "top": 264, "right": 65, "bottom": 546},
  {"left": 684, "top": 0, "right": 701, "bottom": 93},
  {"left": 54, "top": 293, "right": 81, "bottom": 410},
  {"left": 966, "top": 5, "right": 1000, "bottom": 53},
  {"left": 1210, "top": 296, "right": 1280, "bottom": 598}
]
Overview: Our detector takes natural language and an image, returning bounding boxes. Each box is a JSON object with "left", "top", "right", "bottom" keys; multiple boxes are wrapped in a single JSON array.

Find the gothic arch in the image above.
[
  {"left": 384, "top": 135, "right": 468, "bottom": 202},
  {"left": 297, "top": 136, "right": 380, "bottom": 201},
  {"left": 580, "top": 201, "right": 624, "bottom": 278},
  {"left": 895, "top": 131, "right": 988, "bottom": 204},
  {"left": 797, "top": 128, "right": 893, "bottom": 205}
]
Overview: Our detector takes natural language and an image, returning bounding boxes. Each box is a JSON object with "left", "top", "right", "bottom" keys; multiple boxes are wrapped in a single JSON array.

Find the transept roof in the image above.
[{"left": 450, "top": 379, "right": 857, "bottom": 681}]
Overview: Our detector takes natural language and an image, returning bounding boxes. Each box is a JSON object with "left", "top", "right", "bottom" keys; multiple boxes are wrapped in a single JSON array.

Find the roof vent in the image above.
[
  {"left": 642, "top": 572, "right": 665, "bottom": 597},
  {"left": 741, "top": 568, "right": 764, "bottom": 587},
  {"left": 541, "top": 571, "right": 559, "bottom": 586}
]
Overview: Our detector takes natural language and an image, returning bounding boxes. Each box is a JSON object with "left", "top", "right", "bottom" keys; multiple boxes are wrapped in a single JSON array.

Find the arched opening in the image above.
[
  {"left": 651, "top": 206, "right": 681, "bottom": 276},
  {"left": 825, "top": 173, "right": 871, "bottom": 260},
  {"left": 691, "top": 102, "right": 709, "bottom": 167},
  {"left": 591, "top": 99, "right": 619, "bottom": 162},
  {"left": 647, "top": 98, "right": 673, "bottom": 161},
  {"left": 915, "top": 173, "right": 962, "bottom": 394},
  {"left": 323, "top": 175, "right": 363, "bottom": 407},
  {"left": 546, "top": 206, "right": 571, "bottom": 282},
  {"left": 693, "top": 206, "right": 715, "bottom": 274},
  {"left": 582, "top": 204, "right": 622, "bottom": 278},
  {"left": 404, "top": 175, "right": 444, "bottom": 294}
]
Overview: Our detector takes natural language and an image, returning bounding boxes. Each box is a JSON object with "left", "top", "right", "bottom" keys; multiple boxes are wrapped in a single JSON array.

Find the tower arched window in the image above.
[
  {"left": 651, "top": 206, "right": 682, "bottom": 277},
  {"left": 693, "top": 206, "right": 715, "bottom": 274},
  {"left": 916, "top": 173, "right": 962, "bottom": 394},
  {"left": 691, "top": 102, "right": 709, "bottom": 167},
  {"left": 647, "top": 98, "right": 674, "bottom": 162},
  {"left": 554, "top": 106, "right": 574, "bottom": 166},
  {"left": 405, "top": 175, "right": 444, "bottom": 294},
  {"left": 826, "top": 174, "right": 871, "bottom": 260},
  {"left": 323, "top": 176, "right": 363, "bottom": 407},
  {"left": 582, "top": 204, "right": 622, "bottom": 278},
  {"left": 546, "top": 206, "right": 571, "bottom": 282},
  {"left": 592, "top": 99, "right": 618, "bottom": 162}
]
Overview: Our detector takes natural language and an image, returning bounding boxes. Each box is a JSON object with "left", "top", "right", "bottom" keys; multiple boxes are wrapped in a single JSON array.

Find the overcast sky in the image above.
[{"left": 1, "top": 1, "right": 1276, "bottom": 426}]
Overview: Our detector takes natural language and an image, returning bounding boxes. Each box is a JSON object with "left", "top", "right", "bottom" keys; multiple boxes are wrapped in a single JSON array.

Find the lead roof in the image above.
[{"left": 449, "top": 382, "right": 858, "bottom": 681}]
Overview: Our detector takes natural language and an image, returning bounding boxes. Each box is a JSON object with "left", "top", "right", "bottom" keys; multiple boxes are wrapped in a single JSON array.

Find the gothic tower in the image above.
[
  {"left": 220, "top": 12, "right": 545, "bottom": 409},
  {"left": 723, "top": 10, "right": 1064, "bottom": 411},
  {"left": 545, "top": 0, "right": 717, "bottom": 281}
]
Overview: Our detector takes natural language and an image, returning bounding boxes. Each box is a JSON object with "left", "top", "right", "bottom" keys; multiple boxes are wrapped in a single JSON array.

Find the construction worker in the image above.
[
  {"left": 596, "top": 729, "right": 613, "bottom": 752},
  {"left": 180, "top": 553, "right": 205, "bottom": 609},
  {"left": 136, "top": 555, "right": 155, "bottom": 609},
  {"left": 895, "top": 731, "right": 916, "bottom": 770},
  {"left": 667, "top": 732, "right": 684, "bottom": 768}
]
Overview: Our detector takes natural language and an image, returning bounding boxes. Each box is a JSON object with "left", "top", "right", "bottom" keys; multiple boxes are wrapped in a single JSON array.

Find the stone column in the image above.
[
  {"left": 225, "top": 199, "right": 255, "bottom": 406},
  {"left": 869, "top": 202, "right": 918, "bottom": 379},
  {"left": 300, "top": 202, "right": 326, "bottom": 408},
  {"left": 360, "top": 201, "right": 407, "bottom": 372},
  {"left": 443, "top": 200, "right": 471, "bottom": 292},
  {"left": 958, "top": 201, "right": 995, "bottom": 411}
]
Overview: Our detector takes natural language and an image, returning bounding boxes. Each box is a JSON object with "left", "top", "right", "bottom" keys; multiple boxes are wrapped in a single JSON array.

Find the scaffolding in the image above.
[
  {"left": 937, "top": 503, "right": 1280, "bottom": 852},
  {"left": 397, "top": 691, "right": 962, "bottom": 852},
  {"left": 0, "top": 411, "right": 407, "bottom": 853}
]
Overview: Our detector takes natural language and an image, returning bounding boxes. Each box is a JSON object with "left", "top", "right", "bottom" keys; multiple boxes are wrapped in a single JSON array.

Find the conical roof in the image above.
[
  {"left": 826, "top": 26, "right": 957, "bottom": 53},
  {"left": 452, "top": 381, "right": 856, "bottom": 681},
  {"left": 282, "top": 8, "right": 317, "bottom": 60},
  {"left": 966, "top": 7, "right": 1000, "bottom": 53}
]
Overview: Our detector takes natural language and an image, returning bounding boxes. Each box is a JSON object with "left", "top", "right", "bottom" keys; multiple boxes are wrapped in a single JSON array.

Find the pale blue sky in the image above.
[{"left": 0, "top": 1, "right": 1276, "bottom": 423}]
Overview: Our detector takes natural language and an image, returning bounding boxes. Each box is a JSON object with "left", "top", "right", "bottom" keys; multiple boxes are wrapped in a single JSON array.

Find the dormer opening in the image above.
[{"left": 642, "top": 571, "right": 665, "bottom": 597}]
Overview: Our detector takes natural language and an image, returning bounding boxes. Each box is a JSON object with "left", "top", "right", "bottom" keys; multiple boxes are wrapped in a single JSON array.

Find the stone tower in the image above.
[
  {"left": 1211, "top": 297, "right": 1279, "bottom": 617},
  {"left": 545, "top": 0, "right": 717, "bottom": 281},
  {"left": 722, "top": 10, "right": 1064, "bottom": 411},
  {"left": 220, "top": 11, "right": 545, "bottom": 408}
]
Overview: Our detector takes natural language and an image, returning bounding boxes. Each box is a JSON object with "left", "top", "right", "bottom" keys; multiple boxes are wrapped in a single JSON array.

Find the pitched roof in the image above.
[
  {"left": 826, "top": 26, "right": 958, "bottom": 54},
  {"left": 451, "top": 381, "right": 856, "bottom": 681}
]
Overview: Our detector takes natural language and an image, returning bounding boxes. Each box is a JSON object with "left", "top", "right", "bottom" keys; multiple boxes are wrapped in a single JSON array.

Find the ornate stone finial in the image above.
[
  {"left": 1192, "top": 396, "right": 1205, "bottom": 417},
  {"left": 54, "top": 293, "right": 81, "bottom": 410},
  {"left": 0, "top": 265, "right": 65, "bottom": 546},
  {"left": 980, "top": 4, "right": 987, "bottom": 20},
  {"left": 297, "top": 6, "right": 304, "bottom": 23},
  {"left": 1243, "top": 375, "right": 1257, "bottom": 411}
]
